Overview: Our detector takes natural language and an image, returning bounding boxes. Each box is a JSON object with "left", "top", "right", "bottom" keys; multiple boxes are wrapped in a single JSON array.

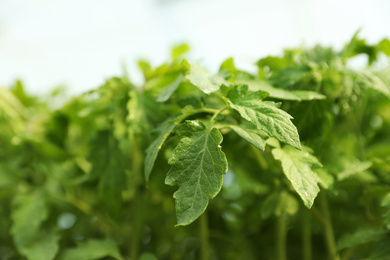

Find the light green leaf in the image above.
[
  {"left": 337, "top": 228, "right": 386, "bottom": 250},
  {"left": 337, "top": 160, "right": 372, "bottom": 181},
  {"left": 261, "top": 190, "right": 299, "bottom": 219},
  {"left": 185, "top": 63, "right": 230, "bottom": 94},
  {"left": 156, "top": 73, "right": 184, "bottom": 102},
  {"left": 11, "top": 192, "right": 48, "bottom": 248},
  {"left": 228, "top": 123, "right": 267, "bottom": 151},
  {"left": 379, "top": 38, "right": 390, "bottom": 56},
  {"left": 272, "top": 145, "right": 322, "bottom": 208},
  {"left": 19, "top": 229, "right": 59, "bottom": 260},
  {"left": 347, "top": 69, "right": 390, "bottom": 96},
  {"left": 171, "top": 43, "right": 190, "bottom": 61},
  {"left": 227, "top": 85, "right": 301, "bottom": 149},
  {"left": 57, "top": 239, "right": 124, "bottom": 260},
  {"left": 240, "top": 80, "right": 326, "bottom": 101},
  {"left": 11, "top": 192, "right": 59, "bottom": 260},
  {"left": 165, "top": 120, "right": 227, "bottom": 226}
]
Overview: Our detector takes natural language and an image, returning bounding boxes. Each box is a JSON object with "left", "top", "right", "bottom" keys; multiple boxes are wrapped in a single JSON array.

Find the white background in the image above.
[{"left": 1, "top": 0, "right": 390, "bottom": 96}]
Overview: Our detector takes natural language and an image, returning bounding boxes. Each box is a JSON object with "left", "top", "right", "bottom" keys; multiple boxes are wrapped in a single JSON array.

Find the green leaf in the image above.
[
  {"left": 165, "top": 120, "right": 227, "bottom": 226},
  {"left": 227, "top": 85, "right": 301, "bottom": 149},
  {"left": 240, "top": 80, "right": 326, "bottom": 101},
  {"left": 227, "top": 123, "right": 267, "bottom": 151},
  {"left": 11, "top": 192, "right": 59, "bottom": 260},
  {"left": 272, "top": 146, "right": 322, "bottom": 208},
  {"left": 171, "top": 43, "right": 190, "bottom": 61},
  {"left": 381, "top": 193, "right": 390, "bottom": 230},
  {"left": 185, "top": 63, "right": 230, "bottom": 94},
  {"left": 347, "top": 69, "right": 390, "bottom": 96},
  {"left": 57, "top": 239, "right": 124, "bottom": 260},
  {"left": 144, "top": 106, "right": 198, "bottom": 182},
  {"left": 337, "top": 160, "right": 372, "bottom": 181},
  {"left": 11, "top": 192, "right": 48, "bottom": 248},
  {"left": 88, "top": 131, "right": 126, "bottom": 216},
  {"left": 18, "top": 229, "right": 60, "bottom": 260},
  {"left": 156, "top": 73, "right": 184, "bottom": 102},
  {"left": 337, "top": 228, "right": 386, "bottom": 250},
  {"left": 367, "top": 239, "right": 390, "bottom": 260},
  {"left": 261, "top": 190, "right": 299, "bottom": 219},
  {"left": 379, "top": 38, "right": 390, "bottom": 56}
]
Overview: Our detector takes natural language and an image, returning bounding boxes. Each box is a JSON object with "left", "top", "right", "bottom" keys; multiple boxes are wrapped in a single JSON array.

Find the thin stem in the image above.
[
  {"left": 200, "top": 212, "right": 210, "bottom": 260},
  {"left": 210, "top": 106, "right": 229, "bottom": 122},
  {"left": 250, "top": 145, "right": 268, "bottom": 170},
  {"left": 129, "top": 135, "right": 142, "bottom": 260},
  {"left": 276, "top": 214, "right": 287, "bottom": 260},
  {"left": 302, "top": 209, "right": 312, "bottom": 260},
  {"left": 319, "top": 191, "right": 340, "bottom": 260}
]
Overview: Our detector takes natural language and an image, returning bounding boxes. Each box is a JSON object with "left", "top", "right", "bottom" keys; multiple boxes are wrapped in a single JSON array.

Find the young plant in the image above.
[{"left": 1, "top": 33, "right": 390, "bottom": 260}]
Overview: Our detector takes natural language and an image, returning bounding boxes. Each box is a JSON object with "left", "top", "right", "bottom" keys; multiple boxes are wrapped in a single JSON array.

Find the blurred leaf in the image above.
[
  {"left": 171, "top": 43, "right": 190, "bottom": 61},
  {"left": 337, "top": 228, "right": 386, "bottom": 250},
  {"left": 185, "top": 62, "right": 230, "bottom": 94},
  {"left": 57, "top": 239, "right": 124, "bottom": 260},
  {"left": 261, "top": 190, "right": 299, "bottom": 218},
  {"left": 240, "top": 79, "right": 326, "bottom": 101}
]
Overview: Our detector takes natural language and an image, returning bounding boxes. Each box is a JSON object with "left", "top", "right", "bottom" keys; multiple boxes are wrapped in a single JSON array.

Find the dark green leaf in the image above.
[
  {"left": 57, "top": 239, "right": 124, "bottom": 260},
  {"left": 165, "top": 120, "right": 227, "bottom": 226},
  {"left": 337, "top": 228, "right": 386, "bottom": 250}
]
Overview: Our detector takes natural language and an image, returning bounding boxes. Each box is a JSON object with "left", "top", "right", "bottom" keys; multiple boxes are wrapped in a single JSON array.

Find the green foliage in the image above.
[{"left": 1, "top": 32, "right": 390, "bottom": 259}]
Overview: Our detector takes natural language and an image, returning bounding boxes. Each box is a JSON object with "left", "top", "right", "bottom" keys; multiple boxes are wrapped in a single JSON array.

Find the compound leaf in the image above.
[
  {"left": 227, "top": 85, "right": 301, "bottom": 149},
  {"left": 165, "top": 120, "right": 227, "bottom": 226},
  {"left": 272, "top": 145, "right": 322, "bottom": 208}
]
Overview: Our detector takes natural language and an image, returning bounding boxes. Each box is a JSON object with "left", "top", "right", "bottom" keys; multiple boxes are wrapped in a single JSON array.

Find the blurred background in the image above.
[{"left": 1, "top": 0, "right": 390, "bottom": 96}]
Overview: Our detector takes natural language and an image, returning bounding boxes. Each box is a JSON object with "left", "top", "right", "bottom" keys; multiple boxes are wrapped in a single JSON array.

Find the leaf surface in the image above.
[
  {"left": 227, "top": 85, "right": 300, "bottom": 149},
  {"left": 11, "top": 192, "right": 59, "bottom": 260},
  {"left": 337, "top": 228, "right": 386, "bottom": 250},
  {"left": 144, "top": 106, "right": 198, "bottom": 182},
  {"left": 228, "top": 123, "right": 267, "bottom": 151},
  {"left": 272, "top": 145, "right": 322, "bottom": 208},
  {"left": 240, "top": 80, "right": 326, "bottom": 101},
  {"left": 57, "top": 239, "right": 124, "bottom": 260},
  {"left": 165, "top": 120, "right": 227, "bottom": 226},
  {"left": 185, "top": 63, "right": 229, "bottom": 94}
]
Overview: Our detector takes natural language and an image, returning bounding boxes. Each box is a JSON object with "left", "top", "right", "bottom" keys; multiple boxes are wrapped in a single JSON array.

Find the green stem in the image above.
[
  {"left": 319, "top": 191, "right": 340, "bottom": 260},
  {"left": 251, "top": 145, "right": 269, "bottom": 170},
  {"left": 276, "top": 214, "right": 287, "bottom": 260},
  {"left": 130, "top": 137, "right": 142, "bottom": 260},
  {"left": 200, "top": 212, "right": 210, "bottom": 260},
  {"left": 302, "top": 209, "right": 312, "bottom": 260},
  {"left": 210, "top": 106, "right": 229, "bottom": 122}
]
